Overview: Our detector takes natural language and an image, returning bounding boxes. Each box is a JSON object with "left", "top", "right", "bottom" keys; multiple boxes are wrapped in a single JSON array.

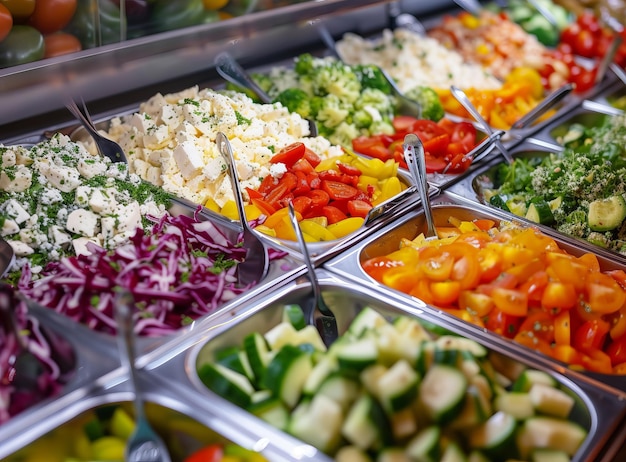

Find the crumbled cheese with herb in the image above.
[
  {"left": 89, "top": 86, "right": 343, "bottom": 208},
  {"left": 0, "top": 135, "right": 171, "bottom": 280}
]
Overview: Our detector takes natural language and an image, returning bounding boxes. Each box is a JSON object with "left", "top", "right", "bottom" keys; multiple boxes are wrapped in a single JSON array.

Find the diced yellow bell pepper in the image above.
[
  {"left": 300, "top": 220, "right": 337, "bottom": 241},
  {"left": 263, "top": 207, "right": 291, "bottom": 229},
  {"left": 303, "top": 216, "right": 328, "bottom": 227},
  {"left": 315, "top": 156, "right": 340, "bottom": 172},
  {"left": 379, "top": 176, "right": 402, "bottom": 203},
  {"left": 221, "top": 200, "right": 239, "bottom": 220},
  {"left": 274, "top": 216, "right": 298, "bottom": 241},
  {"left": 358, "top": 175, "right": 380, "bottom": 193},
  {"left": 205, "top": 197, "right": 220, "bottom": 213},
  {"left": 326, "top": 217, "right": 364, "bottom": 238},
  {"left": 245, "top": 204, "right": 263, "bottom": 221},
  {"left": 256, "top": 225, "right": 277, "bottom": 237}
]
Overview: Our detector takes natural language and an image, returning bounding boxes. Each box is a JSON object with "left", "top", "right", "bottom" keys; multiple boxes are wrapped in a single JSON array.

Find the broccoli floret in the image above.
[
  {"left": 557, "top": 209, "right": 589, "bottom": 239},
  {"left": 251, "top": 72, "right": 274, "bottom": 96},
  {"left": 352, "top": 109, "right": 374, "bottom": 129},
  {"left": 354, "top": 64, "right": 392, "bottom": 93},
  {"left": 313, "top": 61, "right": 361, "bottom": 104},
  {"left": 316, "top": 94, "right": 350, "bottom": 129},
  {"left": 355, "top": 88, "right": 395, "bottom": 118},
  {"left": 404, "top": 86, "right": 445, "bottom": 121},
  {"left": 328, "top": 122, "right": 361, "bottom": 148},
  {"left": 294, "top": 53, "right": 315, "bottom": 76},
  {"left": 273, "top": 88, "right": 312, "bottom": 118},
  {"left": 368, "top": 119, "right": 395, "bottom": 136},
  {"left": 587, "top": 231, "right": 611, "bottom": 248}
]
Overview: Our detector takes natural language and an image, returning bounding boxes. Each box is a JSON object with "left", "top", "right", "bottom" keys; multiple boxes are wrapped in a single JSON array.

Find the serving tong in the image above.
[
  {"left": 403, "top": 134, "right": 437, "bottom": 241},
  {"left": 288, "top": 202, "right": 338, "bottom": 347},
  {"left": 216, "top": 132, "right": 269, "bottom": 287},
  {"left": 214, "top": 52, "right": 319, "bottom": 137},
  {"left": 64, "top": 97, "right": 127, "bottom": 164}
]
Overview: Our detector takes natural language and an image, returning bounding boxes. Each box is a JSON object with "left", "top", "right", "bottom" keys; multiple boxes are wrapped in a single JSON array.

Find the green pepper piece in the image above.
[
  {"left": 0, "top": 25, "right": 44, "bottom": 68},
  {"left": 67, "top": 0, "right": 125, "bottom": 49}
]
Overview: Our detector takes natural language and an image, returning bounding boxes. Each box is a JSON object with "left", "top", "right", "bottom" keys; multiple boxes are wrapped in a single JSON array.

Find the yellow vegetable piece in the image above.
[
  {"left": 273, "top": 216, "right": 298, "bottom": 241},
  {"left": 326, "top": 217, "right": 364, "bottom": 238},
  {"left": 221, "top": 200, "right": 239, "bottom": 220},
  {"left": 91, "top": 436, "right": 126, "bottom": 460},
  {"left": 205, "top": 197, "right": 220, "bottom": 213},
  {"left": 110, "top": 407, "right": 136, "bottom": 440},
  {"left": 73, "top": 433, "right": 93, "bottom": 460},
  {"left": 245, "top": 204, "right": 263, "bottom": 221},
  {"left": 379, "top": 176, "right": 402, "bottom": 203},
  {"left": 358, "top": 175, "right": 380, "bottom": 193},
  {"left": 255, "top": 225, "right": 276, "bottom": 237},
  {"left": 263, "top": 207, "right": 292, "bottom": 230},
  {"left": 299, "top": 220, "right": 337, "bottom": 241},
  {"left": 203, "top": 0, "right": 229, "bottom": 9},
  {"left": 302, "top": 216, "right": 328, "bottom": 227},
  {"left": 353, "top": 157, "right": 387, "bottom": 179},
  {"left": 315, "top": 157, "right": 340, "bottom": 172}
]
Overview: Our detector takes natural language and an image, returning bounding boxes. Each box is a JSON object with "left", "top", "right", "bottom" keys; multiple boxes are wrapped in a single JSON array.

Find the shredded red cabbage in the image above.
[
  {"left": 18, "top": 210, "right": 278, "bottom": 337},
  {"left": 1, "top": 285, "right": 66, "bottom": 424}
]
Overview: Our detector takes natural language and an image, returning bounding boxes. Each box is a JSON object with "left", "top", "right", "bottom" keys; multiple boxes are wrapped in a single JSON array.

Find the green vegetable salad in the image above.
[{"left": 483, "top": 113, "right": 626, "bottom": 254}]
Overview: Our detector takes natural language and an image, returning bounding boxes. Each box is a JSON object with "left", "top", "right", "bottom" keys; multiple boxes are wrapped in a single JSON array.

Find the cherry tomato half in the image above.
[
  {"left": 44, "top": 32, "right": 82, "bottom": 59},
  {"left": 0, "top": 3, "right": 11, "bottom": 42}
]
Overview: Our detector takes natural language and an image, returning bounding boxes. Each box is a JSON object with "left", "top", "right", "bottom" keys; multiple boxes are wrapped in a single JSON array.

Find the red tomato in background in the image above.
[
  {"left": 607, "top": 335, "right": 626, "bottom": 366},
  {"left": 0, "top": 3, "right": 12, "bottom": 42},
  {"left": 44, "top": 32, "right": 81, "bottom": 58},
  {"left": 28, "top": 0, "right": 77, "bottom": 35}
]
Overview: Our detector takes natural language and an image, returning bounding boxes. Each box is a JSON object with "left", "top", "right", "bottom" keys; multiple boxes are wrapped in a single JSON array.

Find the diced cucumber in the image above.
[
  {"left": 415, "top": 341, "right": 436, "bottom": 377},
  {"left": 317, "top": 372, "right": 360, "bottom": 412},
  {"left": 406, "top": 425, "right": 441, "bottom": 462},
  {"left": 303, "top": 355, "right": 338, "bottom": 396},
  {"left": 377, "top": 359, "right": 419, "bottom": 412},
  {"left": 531, "top": 448, "right": 571, "bottom": 462},
  {"left": 489, "top": 194, "right": 511, "bottom": 213},
  {"left": 449, "top": 385, "right": 491, "bottom": 430},
  {"left": 288, "top": 394, "right": 343, "bottom": 454},
  {"left": 419, "top": 364, "right": 467, "bottom": 424},
  {"left": 335, "top": 446, "right": 372, "bottom": 462},
  {"left": 282, "top": 304, "right": 306, "bottom": 330},
  {"left": 528, "top": 383, "right": 575, "bottom": 419},
  {"left": 390, "top": 408, "right": 418, "bottom": 441},
  {"left": 392, "top": 315, "right": 430, "bottom": 343},
  {"left": 469, "top": 411, "right": 518, "bottom": 460},
  {"left": 516, "top": 417, "right": 587, "bottom": 458},
  {"left": 349, "top": 307, "right": 388, "bottom": 337},
  {"left": 441, "top": 441, "right": 467, "bottom": 462},
  {"left": 434, "top": 348, "right": 460, "bottom": 366},
  {"left": 243, "top": 332, "right": 271, "bottom": 383},
  {"left": 263, "top": 344, "right": 313, "bottom": 408},
  {"left": 376, "top": 323, "right": 421, "bottom": 366},
  {"left": 342, "top": 394, "right": 391, "bottom": 450},
  {"left": 215, "top": 347, "right": 254, "bottom": 382},
  {"left": 525, "top": 199, "right": 555, "bottom": 225},
  {"left": 294, "top": 324, "right": 327, "bottom": 352},
  {"left": 378, "top": 447, "right": 412, "bottom": 462},
  {"left": 247, "top": 395, "right": 290, "bottom": 430},
  {"left": 494, "top": 392, "right": 535, "bottom": 420},
  {"left": 512, "top": 369, "right": 557, "bottom": 392},
  {"left": 197, "top": 362, "right": 255, "bottom": 408},
  {"left": 588, "top": 195, "right": 626, "bottom": 232},
  {"left": 360, "top": 364, "right": 388, "bottom": 396},
  {"left": 435, "top": 336, "right": 487, "bottom": 358},
  {"left": 336, "top": 337, "right": 379, "bottom": 371},
  {"left": 549, "top": 196, "right": 563, "bottom": 212},
  {"left": 264, "top": 322, "right": 299, "bottom": 350}
]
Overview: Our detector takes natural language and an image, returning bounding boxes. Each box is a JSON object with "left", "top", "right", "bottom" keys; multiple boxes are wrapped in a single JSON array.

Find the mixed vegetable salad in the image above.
[
  {"left": 483, "top": 113, "right": 626, "bottom": 255},
  {"left": 198, "top": 304, "right": 588, "bottom": 460},
  {"left": 3, "top": 401, "right": 268, "bottom": 461},
  {"left": 362, "top": 216, "right": 626, "bottom": 374}
]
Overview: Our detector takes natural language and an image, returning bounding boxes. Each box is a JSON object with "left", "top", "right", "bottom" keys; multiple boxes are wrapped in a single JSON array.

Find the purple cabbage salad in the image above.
[
  {"left": 17, "top": 210, "right": 284, "bottom": 337},
  {"left": 1, "top": 284, "right": 71, "bottom": 424}
]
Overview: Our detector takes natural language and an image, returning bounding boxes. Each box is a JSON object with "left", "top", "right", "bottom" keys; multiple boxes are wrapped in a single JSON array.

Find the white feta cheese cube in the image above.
[
  {"left": 1, "top": 219, "right": 19, "bottom": 236},
  {"left": 202, "top": 156, "right": 226, "bottom": 182},
  {"left": 75, "top": 185, "right": 93, "bottom": 207},
  {"left": 143, "top": 124, "right": 170, "bottom": 149},
  {"left": 173, "top": 141, "right": 204, "bottom": 179},
  {"left": 77, "top": 158, "right": 108, "bottom": 178},
  {"left": 40, "top": 163, "right": 82, "bottom": 192},
  {"left": 49, "top": 225, "right": 71, "bottom": 246},
  {"left": 72, "top": 237, "right": 102, "bottom": 257},
  {"left": 18, "top": 228, "right": 46, "bottom": 248},
  {"left": 4, "top": 199, "right": 30, "bottom": 224},
  {"left": 1, "top": 149, "right": 16, "bottom": 167},
  {"left": 8, "top": 240, "right": 34, "bottom": 257},
  {"left": 116, "top": 202, "right": 142, "bottom": 234},
  {"left": 132, "top": 158, "right": 150, "bottom": 179},
  {"left": 0, "top": 165, "right": 32, "bottom": 192},
  {"left": 66, "top": 209, "right": 100, "bottom": 237},
  {"left": 88, "top": 189, "right": 118, "bottom": 214},
  {"left": 146, "top": 166, "right": 163, "bottom": 186},
  {"left": 100, "top": 216, "right": 117, "bottom": 243},
  {"left": 131, "top": 113, "right": 156, "bottom": 135},
  {"left": 269, "top": 163, "right": 287, "bottom": 178},
  {"left": 159, "top": 104, "right": 183, "bottom": 128}
]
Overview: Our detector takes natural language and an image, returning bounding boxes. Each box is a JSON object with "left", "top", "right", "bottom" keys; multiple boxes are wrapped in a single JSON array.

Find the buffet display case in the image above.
[{"left": 3, "top": 0, "right": 626, "bottom": 460}]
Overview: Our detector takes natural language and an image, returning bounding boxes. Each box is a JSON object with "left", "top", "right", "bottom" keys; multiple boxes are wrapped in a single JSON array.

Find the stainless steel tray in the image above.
[
  {"left": 173, "top": 268, "right": 626, "bottom": 461},
  {"left": 324, "top": 191, "right": 626, "bottom": 393}
]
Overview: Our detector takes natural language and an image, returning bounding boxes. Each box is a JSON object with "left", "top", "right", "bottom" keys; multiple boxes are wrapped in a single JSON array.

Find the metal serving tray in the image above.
[
  {"left": 171, "top": 268, "right": 626, "bottom": 461},
  {"left": 0, "top": 301, "right": 119, "bottom": 457},
  {"left": 324, "top": 192, "right": 626, "bottom": 394},
  {"left": 0, "top": 374, "right": 276, "bottom": 461}
]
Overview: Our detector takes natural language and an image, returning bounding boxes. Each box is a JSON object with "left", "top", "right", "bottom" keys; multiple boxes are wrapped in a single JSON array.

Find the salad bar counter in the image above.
[{"left": 3, "top": 0, "right": 626, "bottom": 461}]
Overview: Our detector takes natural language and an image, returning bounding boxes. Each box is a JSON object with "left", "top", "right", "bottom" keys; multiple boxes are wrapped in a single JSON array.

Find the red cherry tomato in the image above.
[
  {"left": 43, "top": 32, "right": 82, "bottom": 58},
  {"left": 573, "top": 319, "right": 610, "bottom": 353},
  {"left": 28, "top": 0, "right": 77, "bottom": 35},
  {"left": 0, "top": 3, "right": 12, "bottom": 42},
  {"left": 184, "top": 444, "right": 224, "bottom": 462},
  {"left": 607, "top": 335, "right": 626, "bottom": 366},
  {"left": 269, "top": 142, "right": 306, "bottom": 167}
]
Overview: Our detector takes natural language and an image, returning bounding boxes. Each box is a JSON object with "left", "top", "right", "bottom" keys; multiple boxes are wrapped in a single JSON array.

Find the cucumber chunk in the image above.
[
  {"left": 528, "top": 383, "right": 575, "bottom": 418},
  {"left": 494, "top": 392, "right": 535, "bottom": 419},
  {"left": 377, "top": 359, "right": 420, "bottom": 412},
  {"left": 342, "top": 394, "right": 391, "bottom": 450},
  {"left": 336, "top": 337, "right": 379, "bottom": 371},
  {"left": 247, "top": 395, "right": 290, "bottom": 430},
  {"left": 288, "top": 394, "right": 343, "bottom": 454},
  {"left": 282, "top": 304, "right": 306, "bottom": 330},
  {"left": 469, "top": 411, "right": 518, "bottom": 460},
  {"left": 531, "top": 448, "right": 571, "bottom": 462},
  {"left": 516, "top": 417, "right": 587, "bottom": 458},
  {"left": 197, "top": 363, "right": 255, "bottom": 408},
  {"left": 406, "top": 425, "right": 441, "bottom": 462},
  {"left": 588, "top": 195, "right": 626, "bottom": 231},
  {"left": 263, "top": 344, "right": 313, "bottom": 408},
  {"left": 526, "top": 199, "right": 555, "bottom": 225},
  {"left": 419, "top": 364, "right": 467, "bottom": 424},
  {"left": 243, "top": 332, "right": 271, "bottom": 383},
  {"left": 512, "top": 369, "right": 557, "bottom": 392}
]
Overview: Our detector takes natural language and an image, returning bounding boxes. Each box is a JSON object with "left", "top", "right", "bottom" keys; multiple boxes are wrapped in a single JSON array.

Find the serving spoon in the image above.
[
  {"left": 288, "top": 201, "right": 338, "bottom": 347},
  {"left": 115, "top": 292, "right": 172, "bottom": 462},
  {"left": 214, "top": 52, "right": 319, "bottom": 137},
  {"left": 216, "top": 132, "right": 269, "bottom": 287}
]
